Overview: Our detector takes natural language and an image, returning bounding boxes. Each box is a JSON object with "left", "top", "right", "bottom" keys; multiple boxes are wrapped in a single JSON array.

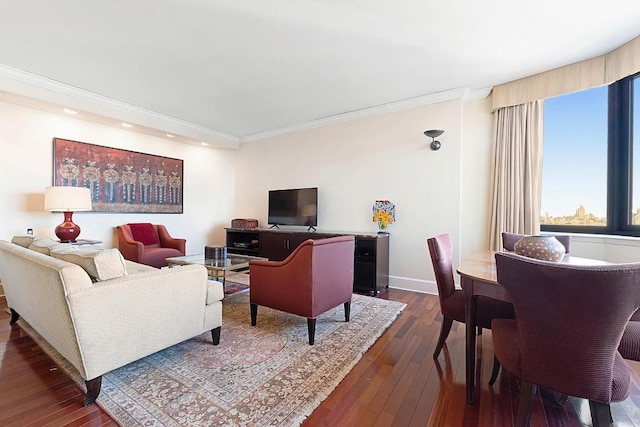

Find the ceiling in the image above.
[{"left": 1, "top": 1, "right": 639, "bottom": 148}]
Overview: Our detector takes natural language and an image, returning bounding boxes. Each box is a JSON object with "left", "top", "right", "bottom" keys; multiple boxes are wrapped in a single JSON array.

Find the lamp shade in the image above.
[{"left": 44, "top": 186, "right": 92, "bottom": 212}]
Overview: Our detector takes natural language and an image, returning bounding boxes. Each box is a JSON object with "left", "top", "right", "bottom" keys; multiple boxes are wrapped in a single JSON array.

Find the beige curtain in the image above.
[{"left": 489, "top": 100, "right": 543, "bottom": 250}]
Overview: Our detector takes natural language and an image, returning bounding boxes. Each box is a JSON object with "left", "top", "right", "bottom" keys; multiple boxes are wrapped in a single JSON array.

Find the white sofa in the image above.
[{"left": 0, "top": 236, "right": 223, "bottom": 405}]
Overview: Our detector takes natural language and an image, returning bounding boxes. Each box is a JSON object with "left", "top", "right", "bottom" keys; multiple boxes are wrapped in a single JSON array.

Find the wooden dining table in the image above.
[{"left": 456, "top": 250, "right": 611, "bottom": 404}]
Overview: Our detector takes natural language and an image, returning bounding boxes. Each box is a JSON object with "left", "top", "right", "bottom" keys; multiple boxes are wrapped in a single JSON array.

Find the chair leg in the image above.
[
  {"left": 432, "top": 316, "right": 454, "bottom": 359},
  {"left": 344, "top": 301, "right": 351, "bottom": 322},
  {"left": 10, "top": 308, "right": 19, "bottom": 324},
  {"left": 516, "top": 379, "right": 535, "bottom": 427},
  {"left": 250, "top": 303, "right": 257, "bottom": 326},
  {"left": 307, "top": 318, "right": 316, "bottom": 345},
  {"left": 211, "top": 326, "right": 221, "bottom": 345},
  {"left": 589, "top": 400, "right": 612, "bottom": 427},
  {"left": 488, "top": 355, "right": 501, "bottom": 385},
  {"left": 84, "top": 376, "right": 102, "bottom": 406}
]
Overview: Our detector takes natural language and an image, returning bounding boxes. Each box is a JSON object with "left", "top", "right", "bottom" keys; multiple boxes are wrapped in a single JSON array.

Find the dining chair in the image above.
[
  {"left": 490, "top": 252, "right": 640, "bottom": 427},
  {"left": 619, "top": 320, "right": 640, "bottom": 361},
  {"left": 501, "top": 232, "right": 571, "bottom": 253},
  {"left": 427, "top": 234, "right": 514, "bottom": 359}
]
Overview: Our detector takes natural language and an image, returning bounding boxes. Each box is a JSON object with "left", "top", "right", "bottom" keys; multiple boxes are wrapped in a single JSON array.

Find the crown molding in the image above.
[
  {"left": 240, "top": 86, "right": 493, "bottom": 142},
  {"left": 0, "top": 64, "right": 240, "bottom": 149},
  {"left": 0, "top": 64, "right": 494, "bottom": 147}
]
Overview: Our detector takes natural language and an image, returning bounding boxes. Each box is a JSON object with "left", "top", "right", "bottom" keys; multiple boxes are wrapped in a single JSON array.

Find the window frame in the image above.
[{"left": 541, "top": 73, "right": 638, "bottom": 236}]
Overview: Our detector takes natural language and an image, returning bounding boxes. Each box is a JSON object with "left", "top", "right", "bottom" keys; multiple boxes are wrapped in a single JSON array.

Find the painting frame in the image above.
[{"left": 52, "top": 137, "right": 184, "bottom": 214}]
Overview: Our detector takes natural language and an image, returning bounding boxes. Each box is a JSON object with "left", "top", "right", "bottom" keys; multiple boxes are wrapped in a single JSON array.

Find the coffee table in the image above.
[{"left": 165, "top": 253, "right": 266, "bottom": 286}]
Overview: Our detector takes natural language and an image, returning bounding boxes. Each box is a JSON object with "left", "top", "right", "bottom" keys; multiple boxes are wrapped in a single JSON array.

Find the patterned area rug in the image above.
[
  {"left": 223, "top": 271, "right": 250, "bottom": 295},
  {"left": 16, "top": 291, "right": 405, "bottom": 426}
]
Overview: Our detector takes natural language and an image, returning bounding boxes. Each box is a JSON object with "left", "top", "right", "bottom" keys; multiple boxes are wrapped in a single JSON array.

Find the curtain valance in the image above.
[{"left": 491, "top": 35, "right": 640, "bottom": 111}]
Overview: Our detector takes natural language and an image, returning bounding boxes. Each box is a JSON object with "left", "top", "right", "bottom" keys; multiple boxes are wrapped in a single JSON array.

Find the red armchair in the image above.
[
  {"left": 248, "top": 235, "right": 355, "bottom": 345},
  {"left": 116, "top": 223, "right": 186, "bottom": 268}
]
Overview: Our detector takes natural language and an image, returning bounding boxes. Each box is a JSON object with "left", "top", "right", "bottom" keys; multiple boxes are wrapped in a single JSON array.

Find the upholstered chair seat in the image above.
[{"left": 116, "top": 223, "right": 186, "bottom": 268}]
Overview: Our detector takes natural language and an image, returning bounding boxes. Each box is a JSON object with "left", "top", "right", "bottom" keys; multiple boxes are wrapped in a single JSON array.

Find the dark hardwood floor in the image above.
[{"left": 2, "top": 289, "right": 640, "bottom": 426}]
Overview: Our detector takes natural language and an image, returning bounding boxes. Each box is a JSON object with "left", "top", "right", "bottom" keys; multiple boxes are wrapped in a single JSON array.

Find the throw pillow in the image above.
[
  {"left": 50, "top": 246, "right": 128, "bottom": 281},
  {"left": 128, "top": 223, "right": 160, "bottom": 245}
]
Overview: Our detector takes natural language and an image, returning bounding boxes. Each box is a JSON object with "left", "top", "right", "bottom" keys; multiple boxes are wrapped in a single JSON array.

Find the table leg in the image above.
[{"left": 463, "top": 277, "right": 477, "bottom": 404}]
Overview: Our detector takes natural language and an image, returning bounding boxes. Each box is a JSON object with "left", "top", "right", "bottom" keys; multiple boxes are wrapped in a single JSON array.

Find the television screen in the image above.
[{"left": 268, "top": 187, "right": 318, "bottom": 227}]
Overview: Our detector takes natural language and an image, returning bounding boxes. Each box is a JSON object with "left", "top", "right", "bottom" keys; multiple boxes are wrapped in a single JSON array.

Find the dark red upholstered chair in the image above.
[
  {"left": 427, "top": 234, "right": 514, "bottom": 359},
  {"left": 619, "top": 320, "right": 640, "bottom": 361},
  {"left": 116, "top": 223, "right": 186, "bottom": 268},
  {"left": 248, "top": 235, "right": 354, "bottom": 345},
  {"left": 490, "top": 252, "right": 640, "bottom": 427},
  {"left": 502, "top": 232, "right": 571, "bottom": 253}
]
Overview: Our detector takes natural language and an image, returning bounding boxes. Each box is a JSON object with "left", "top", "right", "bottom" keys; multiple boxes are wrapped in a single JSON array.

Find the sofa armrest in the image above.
[{"left": 66, "top": 264, "right": 213, "bottom": 379}]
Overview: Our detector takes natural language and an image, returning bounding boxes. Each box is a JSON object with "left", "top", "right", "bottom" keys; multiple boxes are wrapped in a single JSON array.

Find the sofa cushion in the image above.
[
  {"left": 50, "top": 246, "right": 128, "bottom": 281},
  {"left": 128, "top": 223, "right": 159, "bottom": 245},
  {"left": 28, "top": 237, "right": 67, "bottom": 255},
  {"left": 12, "top": 235, "right": 35, "bottom": 248}
]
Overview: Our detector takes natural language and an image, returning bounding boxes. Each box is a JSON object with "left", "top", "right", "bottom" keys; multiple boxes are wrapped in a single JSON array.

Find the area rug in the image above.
[
  {"left": 223, "top": 271, "right": 250, "bottom": 295},
  {"left": 16, "top": 292, "right": 405, "bottom": 426}
]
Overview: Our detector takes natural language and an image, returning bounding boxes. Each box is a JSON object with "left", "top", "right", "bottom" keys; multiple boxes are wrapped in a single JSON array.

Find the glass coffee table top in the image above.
[{"left": 166, "top": 253, "right": 265, "bottom": 270}]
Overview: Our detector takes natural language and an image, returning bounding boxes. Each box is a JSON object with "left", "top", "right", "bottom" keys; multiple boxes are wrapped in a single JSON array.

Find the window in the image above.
[
  {"left": 632, "top": 80, "right": 640, "bottom": 224},
  {"left": 541, "top": 74, "right": 638, "bottom": 235}
]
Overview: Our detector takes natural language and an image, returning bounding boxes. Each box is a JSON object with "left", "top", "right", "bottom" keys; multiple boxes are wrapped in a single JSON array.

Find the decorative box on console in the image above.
[
  {"left": 231, "top": 218, "right": 259, "bottom": 229},
  {"left": 205, "top": 245, "right": 227, "bottom": 260}
]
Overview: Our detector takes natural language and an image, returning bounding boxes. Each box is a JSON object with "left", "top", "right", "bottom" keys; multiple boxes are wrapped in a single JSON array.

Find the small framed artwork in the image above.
[{"left": 53, "top": 137, "right": 184, "bottom": 213}]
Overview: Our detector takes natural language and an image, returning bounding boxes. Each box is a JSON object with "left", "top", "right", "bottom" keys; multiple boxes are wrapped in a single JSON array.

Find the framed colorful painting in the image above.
[{"left": 53, "top": 137, "right": 184, "bottom": 213}]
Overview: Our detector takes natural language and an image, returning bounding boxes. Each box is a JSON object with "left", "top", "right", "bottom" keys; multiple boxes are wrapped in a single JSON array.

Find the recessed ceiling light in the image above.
[
  {"left": 166, "top": 133, "right": 175, "bottom": 138},
  {"left": 201, "top": 142, "right": 209, "bottom": 146},
  {"left": 121, "top": 122, "right": 133, "bottom": 128},
  {"left": 63, "top": 108, "right": 77, "bottom": 115}
]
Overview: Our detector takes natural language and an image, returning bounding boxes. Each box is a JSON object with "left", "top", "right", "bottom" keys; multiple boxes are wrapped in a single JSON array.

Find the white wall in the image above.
[
  {"left": 460, "top": 97, "right": 494, "bottom": 257},
  {"left": 550, "top": 233, "right": 640, "bottom": 262},
  {"left": 0, "top": 101, "right": 236, "bottom": 251},
  {"left": 236, "top": 99, "right": 478, "bottom": 294}
]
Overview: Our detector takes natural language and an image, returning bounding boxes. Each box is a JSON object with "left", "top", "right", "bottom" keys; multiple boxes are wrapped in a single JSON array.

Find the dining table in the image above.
[{"left": 456, "top": 250, "right": 611, "bottom": 404}]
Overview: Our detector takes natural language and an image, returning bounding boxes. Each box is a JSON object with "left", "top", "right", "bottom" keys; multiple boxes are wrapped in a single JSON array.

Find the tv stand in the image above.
[
  {"left": 225, "top": 228, "right": 389, "bottom": 296},
  {"left": 269, "top": 224, "right": 280, "bottom": 229},
  {"left": 307, "top": 225, "right": 316, "bottom": 232}
]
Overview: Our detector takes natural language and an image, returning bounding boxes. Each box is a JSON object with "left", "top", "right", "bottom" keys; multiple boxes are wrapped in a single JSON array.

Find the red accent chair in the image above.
[
  {"left": 116, "top": 223, "right": 186, "bottom": 268},
  {"left": 427, "top": 233, "right": 514, "bottom": 359},
  {"left": 502, "top": 232, "right": 571, "bottom": 253},
  {"left": 248, "top": 235, "right": 355, "bottom": 345},
  {"left": 490, "top": 252, "right": 640, "bottom": 427}
]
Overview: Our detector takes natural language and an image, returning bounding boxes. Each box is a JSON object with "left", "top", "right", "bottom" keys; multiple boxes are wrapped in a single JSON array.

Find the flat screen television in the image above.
[{"left": 268, "top": 187, "right": 318, "bottom": 227}]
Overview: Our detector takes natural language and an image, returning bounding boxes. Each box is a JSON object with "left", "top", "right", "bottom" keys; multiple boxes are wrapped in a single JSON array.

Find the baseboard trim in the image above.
[{"left": 389, "top": 276, "right": 437, "bottom": 295}]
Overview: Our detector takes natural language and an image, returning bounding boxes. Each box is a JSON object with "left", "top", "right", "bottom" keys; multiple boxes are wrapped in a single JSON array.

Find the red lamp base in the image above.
[{"left": 55, "top": 211, "right": 81, "bottom": 243}]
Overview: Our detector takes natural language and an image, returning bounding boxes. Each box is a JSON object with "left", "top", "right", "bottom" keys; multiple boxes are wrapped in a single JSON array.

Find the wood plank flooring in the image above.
[{"left": 2, "top": 289, "right": 640, "bottom": 426}]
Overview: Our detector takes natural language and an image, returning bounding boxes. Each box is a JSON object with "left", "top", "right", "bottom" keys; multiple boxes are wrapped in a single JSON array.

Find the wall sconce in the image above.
[{"left": 424, "top": 129, "right": 444, "bottom": 151}]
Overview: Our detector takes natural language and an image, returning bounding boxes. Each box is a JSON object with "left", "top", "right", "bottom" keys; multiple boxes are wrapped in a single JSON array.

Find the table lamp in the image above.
[{"left": 44, "top": 186, "right": 92, "bottom": 242}]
